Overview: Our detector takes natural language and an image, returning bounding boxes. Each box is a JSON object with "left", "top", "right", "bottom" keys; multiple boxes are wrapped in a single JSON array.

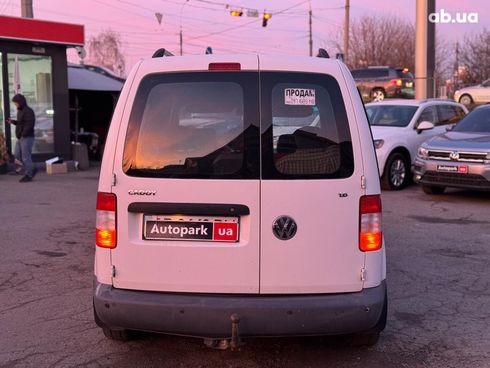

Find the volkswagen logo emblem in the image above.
[
  {"left": 449, "top": 151, "right": 460, "bottom": 161},
  {"left": 272, "top": 216, "right": 297, "bottom": 240}
]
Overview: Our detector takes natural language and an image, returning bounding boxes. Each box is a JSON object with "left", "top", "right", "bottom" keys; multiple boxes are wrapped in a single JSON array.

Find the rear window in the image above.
[
  {"left": 261, "top": 73, "right": 354, "bottom": 179},
  {"left": 370, "top": 69, "right": 389, "bottom": 78},
  {"left": 123, "top": 71, "right": 354, "bottom": 180},
  {"left": 123, "top": 72, "right": 260, "bottom": 179},
  {"left": 363, "top": 69, "right": 389, "bottom": 79},
  {"left": 351, "top": 69, "right": 366, "bottom": 79},
  {"left": 351, "top": 69, "right": 389, "bottom": 79}
]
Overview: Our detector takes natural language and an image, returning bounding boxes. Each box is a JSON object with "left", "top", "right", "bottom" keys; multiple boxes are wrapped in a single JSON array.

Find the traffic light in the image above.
[
  {"left": 230, "top": 9, "right": 243, "bottom": 17},
  {"left": 262, "top": 12, "right": 271, "bottom": 27}
]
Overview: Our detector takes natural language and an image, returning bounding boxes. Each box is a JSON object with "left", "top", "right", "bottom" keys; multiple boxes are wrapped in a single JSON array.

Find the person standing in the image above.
[{"left": 6, "top": 94, "right": 37, "bottom": 182}]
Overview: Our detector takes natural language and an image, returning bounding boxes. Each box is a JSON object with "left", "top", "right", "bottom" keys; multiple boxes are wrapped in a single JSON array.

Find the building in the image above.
[
  {"left": 67, "top": 63, "right": 124, "bottom": 159},
  {"left": 0, "top": 15, "right": 84, "bottom": 161}
]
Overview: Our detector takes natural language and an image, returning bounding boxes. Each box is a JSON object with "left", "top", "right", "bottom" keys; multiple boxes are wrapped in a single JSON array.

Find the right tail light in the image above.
[{"left": 359, "top": 195, "right": 382, "bottom": 252}]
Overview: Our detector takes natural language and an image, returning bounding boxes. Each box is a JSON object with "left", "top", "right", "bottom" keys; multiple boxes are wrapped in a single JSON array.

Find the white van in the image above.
[{"left": 93, "top": 52, "right": 387, "bottom": 347}]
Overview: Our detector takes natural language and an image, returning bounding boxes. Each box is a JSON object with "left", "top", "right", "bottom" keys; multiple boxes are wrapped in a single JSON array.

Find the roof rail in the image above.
[
  {"left": 152, "top": 48, "right": 174, "bottom": 58},
  {"left": 316, "top": 48, "right": 330, "bottom": 58}
]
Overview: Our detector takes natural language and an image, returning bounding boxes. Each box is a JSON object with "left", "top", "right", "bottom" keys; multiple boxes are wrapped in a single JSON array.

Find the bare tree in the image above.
[
  {"left": 339, "top": 16, "right": 416, "bottom": 71},
  {"left": 87, "top": 29, "right": 126, "bottom": 78},
  {"left": 434, "top": 35, "right": 452, "bottom": 89},
  {"left": 458, "top": 29, "right": 490, "bottom": 85}
]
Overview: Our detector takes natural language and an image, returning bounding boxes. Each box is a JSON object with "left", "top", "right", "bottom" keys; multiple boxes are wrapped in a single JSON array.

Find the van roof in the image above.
[{"left": 136, "top": 53, "right": 342, "bottom": 73}]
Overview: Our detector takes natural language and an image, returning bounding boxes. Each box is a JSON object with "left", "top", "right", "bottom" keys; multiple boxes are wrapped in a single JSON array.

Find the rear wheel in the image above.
[
  {"left": 381, "top": 153, "right": 410, "bottom": 191},
  {"left": 422, "top": 185, "right": 446, "bottom": 195},
  {"left": 348, "top": 332, "right": 380, "bottom": 347},
  {"left": 459, "top": 94, "right": 473, "bottom": 106},
  {"left": 370, "top": 88, "right": 386, "bottom": 102},
  {"left": 102, "top": 327, "right": 131, "bottom": 341},
  {"left": 94, "top": 303, "right": 132, "bottom": 341}
]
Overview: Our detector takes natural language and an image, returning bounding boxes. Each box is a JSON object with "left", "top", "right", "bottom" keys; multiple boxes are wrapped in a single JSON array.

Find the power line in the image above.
[
  {"left": 113, "top": 0, "right": 313, "bottom": 57},
  {"left": 285, "top": 6, "right": 344, "bottom": 14},
  {"left": 116, "top": 0, "right": 162, "bottom": 14},
  {"left": 312, "top": 15, "right": 343, "bottom": 27},
  {"left": 191, "top": 0, "right": 267, "bottom": 13},
  {"left": 114, "top": 0, "right": 260, "bottom": 29},
  {"left": 19, "top": 1, "right": 163, "bottom": 32},
  {"left": 10, "top": 0, "right": 340, "bottom": 69},
  {"left": 91, "top": 0, "right": 157, "bottom": 21},
  {"left": 160, "top": 0, "right": 228, "bottom": 13},
  {"left": 74, "top": 1, "right": 313, "bottom": 59},
  {"left": 190, "top": 0, "right": 313, "bottom": 15},
  {"left": 187, "top": 0, "right": 310, "bottom": 41}
]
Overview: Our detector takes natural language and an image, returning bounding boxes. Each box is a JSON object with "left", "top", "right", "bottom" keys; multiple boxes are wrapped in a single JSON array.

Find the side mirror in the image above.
[
  {"left": 446, "top": 125, "right": 455, "bottom": 132},
  {"left": 417, "top": 121, "right": 434, "bottom": 134}
]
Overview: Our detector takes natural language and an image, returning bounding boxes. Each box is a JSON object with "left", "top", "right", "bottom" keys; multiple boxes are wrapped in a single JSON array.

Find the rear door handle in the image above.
[{"left": 128, "top": 202, "right": 250, "bottom": 216}]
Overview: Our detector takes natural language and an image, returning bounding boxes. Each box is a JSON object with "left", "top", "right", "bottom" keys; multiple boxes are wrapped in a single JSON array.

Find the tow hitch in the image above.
[{"left": 203, "top": 313, "right": 242, "bottom": 351}]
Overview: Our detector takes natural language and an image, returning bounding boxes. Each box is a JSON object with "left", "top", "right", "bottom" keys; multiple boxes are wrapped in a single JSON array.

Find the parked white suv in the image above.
[
  {"left": 93, "top": 51, "right": 386, "bottom": 347},
  {"left": 365, "top": 99, "right": 468, "bottom": 190}
]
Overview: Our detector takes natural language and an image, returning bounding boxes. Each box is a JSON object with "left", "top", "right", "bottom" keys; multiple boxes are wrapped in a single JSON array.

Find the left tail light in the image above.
[
  {"left": 96, "top": 192, "right": 117, "bottom": 248},
  {"left": 390, "top": 78, "right": 403, "bottom": 87},
  {"left": 359, "top": 195, "right": 382, "bottom": 252}
]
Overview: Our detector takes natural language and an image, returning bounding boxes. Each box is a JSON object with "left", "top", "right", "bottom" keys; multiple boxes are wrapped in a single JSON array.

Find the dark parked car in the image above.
[{"left": 351, "top": 67, "right": 414, "bottom": 102}]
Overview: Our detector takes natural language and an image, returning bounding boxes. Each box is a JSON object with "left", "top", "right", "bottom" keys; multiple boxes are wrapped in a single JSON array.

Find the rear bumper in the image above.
[{"left": 93, "top": 280, "right": 387, "bottom": 338}]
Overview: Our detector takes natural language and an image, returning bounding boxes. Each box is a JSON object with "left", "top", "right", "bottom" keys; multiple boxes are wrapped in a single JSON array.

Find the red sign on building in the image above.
[{"left": 0, "top": 15, "right": 84, "bottom": 46}]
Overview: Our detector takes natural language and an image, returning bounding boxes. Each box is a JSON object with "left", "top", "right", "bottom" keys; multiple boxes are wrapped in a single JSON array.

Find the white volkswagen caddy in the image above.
[{"left": 93, "top": 51, "right": 387, "bottom": 347}]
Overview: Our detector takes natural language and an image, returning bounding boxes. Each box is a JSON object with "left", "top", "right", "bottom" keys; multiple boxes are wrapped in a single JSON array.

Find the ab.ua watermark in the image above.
[{"left": 429, "top": 9, "right": 478, "bottom": 23}]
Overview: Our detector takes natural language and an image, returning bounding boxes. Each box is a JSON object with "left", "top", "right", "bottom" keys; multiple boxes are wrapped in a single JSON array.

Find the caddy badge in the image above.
[{"left": 128, "top": 190, "right": 157, "bottom": 196}]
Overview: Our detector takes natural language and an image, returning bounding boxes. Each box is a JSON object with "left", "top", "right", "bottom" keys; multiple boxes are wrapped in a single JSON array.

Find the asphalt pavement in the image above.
[{"left": 0, "top": 168, "right": 489, "bottom": 367}]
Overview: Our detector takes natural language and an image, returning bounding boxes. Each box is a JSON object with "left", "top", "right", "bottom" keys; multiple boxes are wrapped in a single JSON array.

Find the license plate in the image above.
[
  {"left": 437, "top": 165, "right": 468, "bottom": 174},
  {"left": 143, "top": 215, "right": 239, "bottom": 242}
]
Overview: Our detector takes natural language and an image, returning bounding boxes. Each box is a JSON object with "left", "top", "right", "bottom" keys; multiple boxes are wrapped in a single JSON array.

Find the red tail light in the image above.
[
  {"left": 96, "top": 192, "right": 117, "bottom": 248},
  {"left": 208, "top": 62, "right": 241, "bottom": 71},
  {"left": 359, "top": 195, "right": 382, "bottom": 252},
  {"left": 390, "top": 78, "right": 403, "bottom": 87}
]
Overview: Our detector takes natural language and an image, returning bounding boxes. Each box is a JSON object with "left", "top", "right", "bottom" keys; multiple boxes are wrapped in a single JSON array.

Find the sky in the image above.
[{"left": 0, "top": 0, "right": 488, "bottom": 74}]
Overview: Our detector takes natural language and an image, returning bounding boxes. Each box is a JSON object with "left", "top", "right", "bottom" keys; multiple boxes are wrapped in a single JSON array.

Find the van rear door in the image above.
[
  {"left": 110, "top": 58, "right": 261, "bottom": 293},
  {"left": 259, "top": 62, "right": 366, "bottom": 294}
]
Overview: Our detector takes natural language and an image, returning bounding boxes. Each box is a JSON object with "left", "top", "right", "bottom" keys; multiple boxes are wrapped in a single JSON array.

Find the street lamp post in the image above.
[{"left": 179, "top": 0, "right": 190, "bottom": 56}]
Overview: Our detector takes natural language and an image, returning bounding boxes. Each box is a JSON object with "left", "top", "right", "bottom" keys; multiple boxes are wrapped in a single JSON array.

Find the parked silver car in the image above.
[
  {"left": 454, "top": 79, "right": 490, "bottom": 106},
  {"left": 414, "top": 105, "right": 490, "bottom": 194}
]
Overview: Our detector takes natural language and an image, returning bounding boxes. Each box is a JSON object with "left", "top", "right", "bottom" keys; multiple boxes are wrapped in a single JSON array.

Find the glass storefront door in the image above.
[
  {"left": 7, "top": 54, "right": 54, "bottom": 154},
  {"left": 0, "top": 52, "right": 4, "bottom": 137},
  {"left": 0, "top": 52, "right": 9, "bottom": 169}
]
